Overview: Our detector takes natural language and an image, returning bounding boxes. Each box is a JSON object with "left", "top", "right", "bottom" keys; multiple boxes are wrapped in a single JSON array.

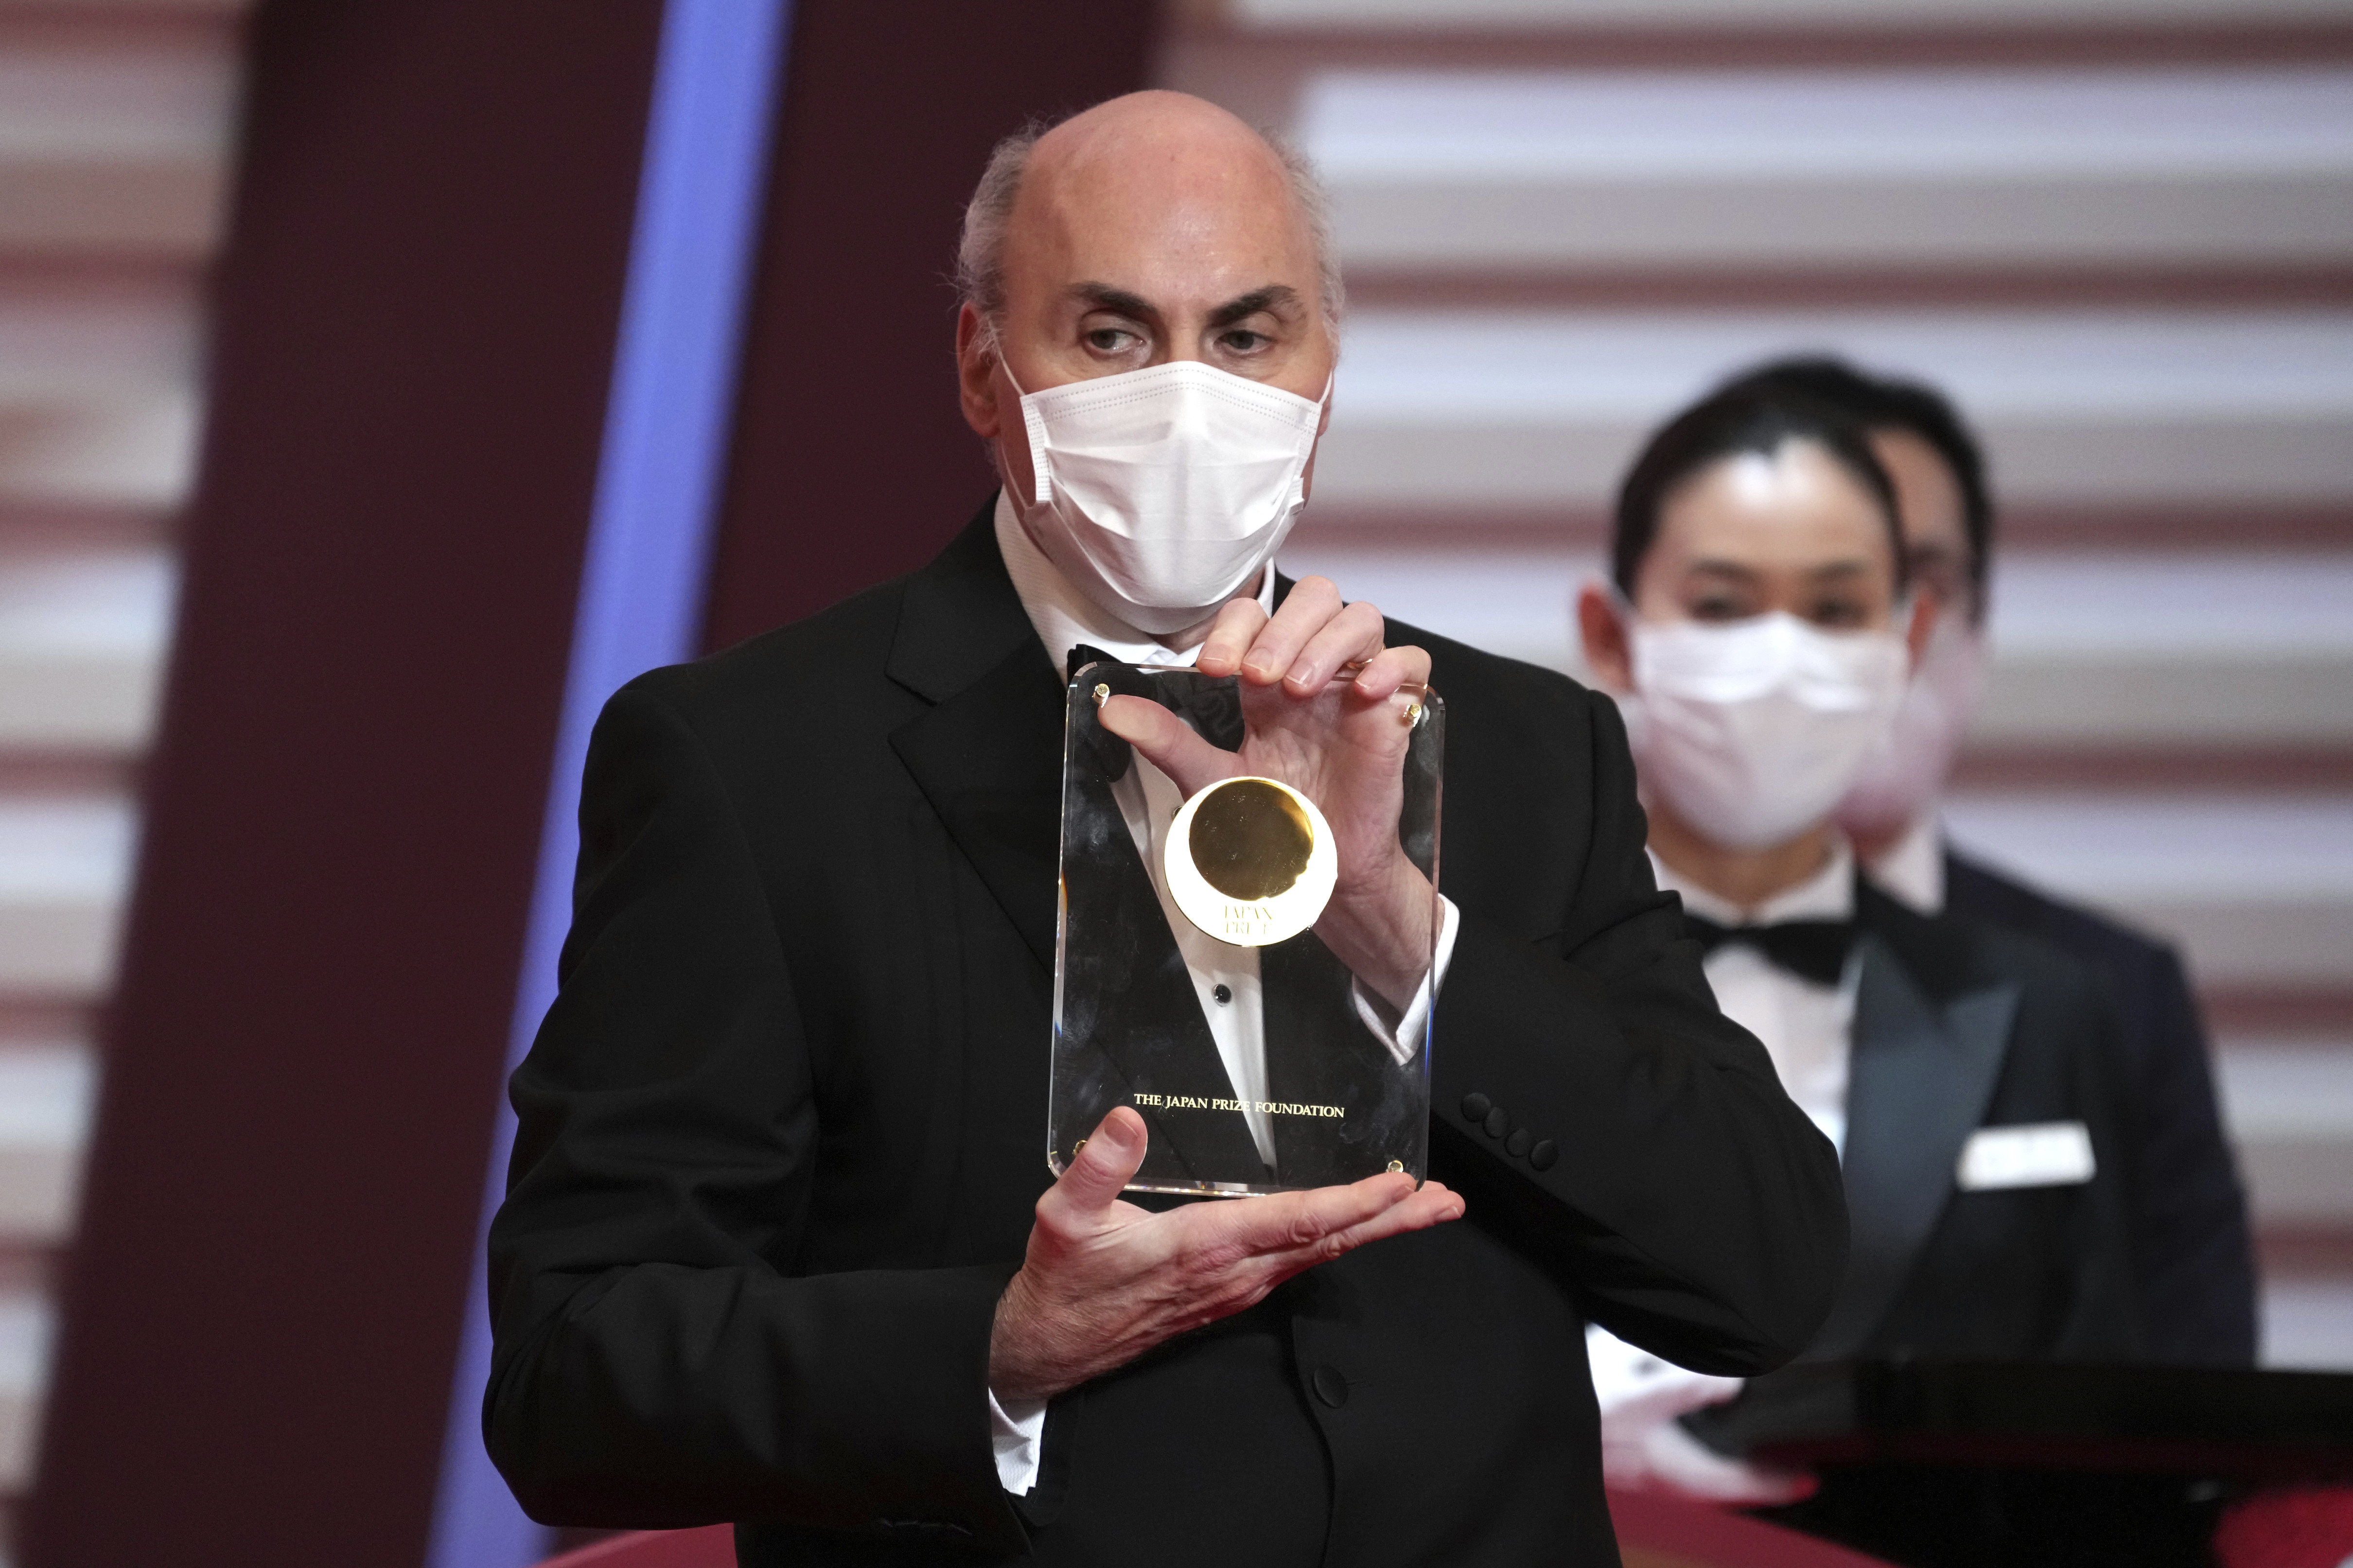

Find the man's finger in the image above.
[
  {"left": 1196, "top": 596, "right": 1270, "bottom": 678},
  {"left": 1206, "top": 1169, "right": 1421, "bottom": 1257},
  {"left": 1299, "top": 1179, "right": 1465, "bottom": 1259},
  {"left": 1238, "top": 1183, "right": 1466, "bottom": 1288},
  {"left": 1043, "top": 1106, "right": 1151, "bottom": 1219},
  {"left": 1343, "top": 643, "right": 1431, "bottom": 704},
  {"left": 1237, "top": 575, "right": 1343, "bottom": 685},
  {"left": 1097, "top": 695, "right": 1236, "bottom": 797},
  {"left": 1284, "top": 600, "right": 1387, "bottom": 696}
]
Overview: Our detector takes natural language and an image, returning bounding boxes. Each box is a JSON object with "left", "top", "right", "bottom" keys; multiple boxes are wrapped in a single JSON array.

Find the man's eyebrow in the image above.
[
  {"left": 1208, "top": 285, "right": 1300, "bottom": 328},
  {"left": 1804, "top": 560, "right": 1875, "bottom": 581},
  {"left": 1070, "top": 282, "right": 1155, "bottom": 319},
  {"left": 1686, "top": 559, "right": 1761, "bottom": 582}
]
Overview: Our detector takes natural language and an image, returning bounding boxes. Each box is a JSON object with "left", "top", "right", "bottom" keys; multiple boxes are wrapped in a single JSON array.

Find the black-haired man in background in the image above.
[{"left": 1718, "top": 356, "right": 2258, "bottom": 1367}]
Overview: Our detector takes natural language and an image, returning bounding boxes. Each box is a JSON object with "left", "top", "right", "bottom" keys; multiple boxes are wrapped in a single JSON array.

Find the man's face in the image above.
[
  {"left": 1635, "top": 441, "right": 1907, "bottom": 636},
  {"left": 956, "top": 95, "right": 1336, "bottom": 505},
  {"left": 1579, "top": 438, "right": 1933, "bottom": 697},
  {"left": 1870, "top": 429, "right": 1976, "bottom": 625}
]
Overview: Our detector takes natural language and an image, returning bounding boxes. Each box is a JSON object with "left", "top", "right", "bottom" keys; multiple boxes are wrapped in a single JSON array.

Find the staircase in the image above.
[
  {"left": 1165, "top": 0, "right": 2353, "bottom": 1364},
  {"left": 0, "top": 0, "right": 246, "bottom": 1545}
]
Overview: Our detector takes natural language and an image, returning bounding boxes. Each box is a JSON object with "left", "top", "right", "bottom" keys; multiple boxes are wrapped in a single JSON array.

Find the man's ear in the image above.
[
  {"left": 955, "top": 302, "right": 1002, "bottom": 439},
  {"left": 1576, "top": 580, "right": 1635, "bottom": 692}
]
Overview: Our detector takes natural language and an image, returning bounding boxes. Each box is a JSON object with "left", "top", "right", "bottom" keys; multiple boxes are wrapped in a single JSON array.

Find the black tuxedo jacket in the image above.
[
  {"left": 1804, "top": 886, "right": 2144, "bottom": 1361},
  {"left": 1944, "top": 850, "right": 2257, "bottom": 1365},
  {"left": 484, "top": 503, "right": 1847, "bottom": 1567}
]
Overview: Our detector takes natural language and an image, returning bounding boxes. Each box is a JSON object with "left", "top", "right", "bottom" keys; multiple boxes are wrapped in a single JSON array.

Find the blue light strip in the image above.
[{"left": 425, "top": 3, "right": 790, "bottom": 1562}]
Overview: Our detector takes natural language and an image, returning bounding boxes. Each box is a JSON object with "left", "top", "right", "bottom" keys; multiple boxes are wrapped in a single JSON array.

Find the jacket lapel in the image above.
[
  {"left": 1813, "top": 919, "right": 2021, "bottom": 1356},
  {"left": 887, "top": 532, "right": 1264, "bottom": 1181},
  {"left": 886, "top": 501, "right": 1064, "bottom": 972}
]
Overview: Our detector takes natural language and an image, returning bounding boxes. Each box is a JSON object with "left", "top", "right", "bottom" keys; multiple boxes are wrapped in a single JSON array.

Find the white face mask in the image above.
[
  {"left": 1835, "top": 613, "right": 1989, "bottom": 845},
  {"left": 1004, "top": 359, "right": 1326, "bottom": 636},
  {"left": 1620, "top": 609, "right": 1911, "bottom": 852}
]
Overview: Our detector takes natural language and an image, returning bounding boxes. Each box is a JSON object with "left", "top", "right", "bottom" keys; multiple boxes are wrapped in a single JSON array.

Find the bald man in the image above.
[{"left": 486, "top": 94, "right": 1845, "bottom": 1567}]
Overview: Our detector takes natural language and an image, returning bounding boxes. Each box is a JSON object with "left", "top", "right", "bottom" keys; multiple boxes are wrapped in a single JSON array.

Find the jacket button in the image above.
[
  {"left": 1460, "top": 1092, "right": 1492, "bottom": 1122},
  {"left": 1529, "top": 1139, "right": 1558, "bottom": 1171},
  {"left": 1312, "top": 1364, "right": 1350, "bottom": 1408},
  {"left": 1506, "top": 1128, "right": 1533, "bottom": 1158},
  {"left": 1483, "top": 1107, "right": 1510, "bottom": 1140}
]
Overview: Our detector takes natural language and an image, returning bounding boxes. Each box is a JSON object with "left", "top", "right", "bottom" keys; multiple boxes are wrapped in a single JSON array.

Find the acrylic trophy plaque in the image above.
[{"left": 1050, "top": 660, "right": 1442, "bottom": 1197}]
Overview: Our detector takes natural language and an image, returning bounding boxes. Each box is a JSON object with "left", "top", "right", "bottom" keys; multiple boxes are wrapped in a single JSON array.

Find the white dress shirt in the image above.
[
  {"left": 1651, "top": 841, "right": 1859, "bottom": 1155},
  {"left": 989, "top": 493, "right": 1459, "bottom": 1493}
]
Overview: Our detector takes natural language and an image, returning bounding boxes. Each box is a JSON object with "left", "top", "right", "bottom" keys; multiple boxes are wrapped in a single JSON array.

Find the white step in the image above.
[
  {"left": 0, "top": 391, "right": 196, "bottom": 508},
  {"left": 0, "top": 543, "right": 173, "bottom": 750},
  {"left": 2262, "top": 1277, "right": 2353, "bottom": 1371},
  {"left": 1942, "top": 793, "right": 2353, "bottom": 988},
  {"left": 1969, "top": 553, "right": 2353, "bottom": 748},
  {"left": 1278, "top": 544, "right": 2353, "bottom": 749},
  {"left": 2219, "top": 1042, "right": 2353, "bottom": 1227},
  {"left": 0, "top": 275, "right": 193, "bottom": 749},
  {"left": 0, "top": 796, "right": 132, "bottom": 994},
  {"left": 1312, "top": 308, "right": 2353, "bottom": 513},
  {"left": 1301, "top": 66, "right": 2353, "bottom": 271},
  {"left": 0, "top": 22, "right": 239, "bottom": 258},
  {"left": 0, "top": 279, "right": 200, "bottom": 507},
  {"left": 0, "top": 1289, "right": 49, "bottom": 1490},
  {"left": 0, "top": 1044, "right": 91, "bottom": 1244}
]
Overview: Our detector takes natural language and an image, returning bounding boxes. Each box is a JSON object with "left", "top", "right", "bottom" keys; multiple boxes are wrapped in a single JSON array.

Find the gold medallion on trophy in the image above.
[{"left": 1163, "top": 776, "right": 1338, "bottom": 947}]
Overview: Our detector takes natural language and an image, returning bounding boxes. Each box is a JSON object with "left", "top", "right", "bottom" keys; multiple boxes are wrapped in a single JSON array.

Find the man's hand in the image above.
[
  {"left": 1097, "top": 575, "right": 1435, "bottom": 1008},
  {"left": 989, "top": 1107, "right": 1465, "bottom": 1404}
]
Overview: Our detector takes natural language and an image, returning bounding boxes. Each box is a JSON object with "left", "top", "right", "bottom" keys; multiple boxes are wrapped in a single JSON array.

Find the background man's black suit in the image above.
[
  {"left": 486, "top": 503, "right": 1847, "bottom": 1566},
  {"left": 1945, "top": 852, "right": 2259, "bottom": 1364},
  {"left": 1806, "top": 886, "right": 2142, "bottom": 1362}
]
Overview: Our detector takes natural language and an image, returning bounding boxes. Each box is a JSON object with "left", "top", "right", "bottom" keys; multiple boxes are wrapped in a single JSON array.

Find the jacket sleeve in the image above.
[
  {"left": 1428, "top": 689, "right": 1849, "bottom": 1375},
  {"left": 483, "top": 680, "right": 1027, "bottom": 1554},
  {"left": 2044, "top": 965, "right": 2149, "bottom": 1362},
  {"left": 2124, "top": 945, "right": 2260, "bottom": 1365}
]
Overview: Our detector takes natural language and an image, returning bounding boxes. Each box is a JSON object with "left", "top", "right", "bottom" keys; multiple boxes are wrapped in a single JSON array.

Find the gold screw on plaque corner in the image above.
[
  {"left": 1093, "top": 682, "right": 1111, "bottom": 708},
  {"left": 1387, "top": 1160, "right": 1404, "bottom": 1173},
  {"left": 1400, "top": 700, "right": 1422, "bottom": 728}
]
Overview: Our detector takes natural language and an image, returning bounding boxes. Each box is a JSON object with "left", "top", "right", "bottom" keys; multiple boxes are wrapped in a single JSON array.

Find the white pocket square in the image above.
[{"left": 1956, "top": 1121, "right": 2096, "bottom": 1191}]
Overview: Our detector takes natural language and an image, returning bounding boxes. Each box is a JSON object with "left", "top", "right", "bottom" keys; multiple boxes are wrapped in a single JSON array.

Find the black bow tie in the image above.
[
  {"left": 1683, "top": 913, "right": 1854, "bottom": 986},
  {"left": 1067, "top": 644, "right": 1242, "bottom": 746}
]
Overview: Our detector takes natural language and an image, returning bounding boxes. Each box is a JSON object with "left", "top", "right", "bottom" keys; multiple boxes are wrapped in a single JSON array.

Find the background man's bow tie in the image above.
[{"left": 1682, "top": 913, "right": 1854, "bottom": 986}]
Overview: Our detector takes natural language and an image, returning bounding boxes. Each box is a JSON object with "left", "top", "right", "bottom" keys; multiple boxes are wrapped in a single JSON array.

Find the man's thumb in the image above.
[
  {"left": 1098, "top": 695, "right": 1225, "bottom": 797},
  {"left": 1057, "top": 1107, "right": 1148, "bottom": 1210}
]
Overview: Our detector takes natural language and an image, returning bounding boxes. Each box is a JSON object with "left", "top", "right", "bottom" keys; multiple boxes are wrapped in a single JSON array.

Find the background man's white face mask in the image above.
[
  {"left": 1835, "top": 612, "right": 1989, "bottom": 844},
  {"left": 1619, "top": 609, "right": 1911, "bottom": 852},
  {"left": 1006, "top": 359, "right": 1325, "bottom": 636}
]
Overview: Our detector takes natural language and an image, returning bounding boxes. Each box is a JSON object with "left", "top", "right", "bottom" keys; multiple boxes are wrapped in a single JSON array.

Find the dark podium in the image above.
[{"left": 1686, "top": 1361, "right": 2353, "bottom": 1568}]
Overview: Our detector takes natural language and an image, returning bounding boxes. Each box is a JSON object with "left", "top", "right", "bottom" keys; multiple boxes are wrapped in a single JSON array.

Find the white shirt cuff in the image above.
[
  {"left": 1349, "top": 895, "right": 1460, "bottom": 1066},
  {"left": 988, "top": 1387, "right": 1048, "bottom": 1496},
  {"left": 1585, "top": 1322, "right": 1721, "bottom": 1415}
]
